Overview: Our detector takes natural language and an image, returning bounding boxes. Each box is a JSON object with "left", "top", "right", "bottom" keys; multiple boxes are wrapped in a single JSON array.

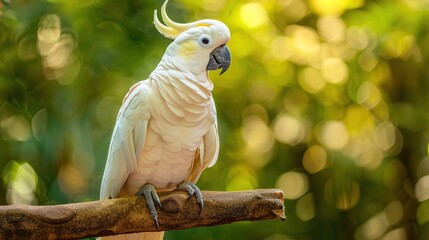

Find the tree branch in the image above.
[{"left": 0, "top": 189, "right": 285, "bottom": 239}]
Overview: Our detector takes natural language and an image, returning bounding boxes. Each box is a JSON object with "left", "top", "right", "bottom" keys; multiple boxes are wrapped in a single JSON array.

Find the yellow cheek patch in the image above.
[{"left": 178, "top": 41, "right": 197, "bottom": 58}]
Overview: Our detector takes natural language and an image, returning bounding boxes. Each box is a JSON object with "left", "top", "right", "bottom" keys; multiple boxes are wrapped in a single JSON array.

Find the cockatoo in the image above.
[{"left": 99, "top": 0, "right": 231, "bottom": 239}]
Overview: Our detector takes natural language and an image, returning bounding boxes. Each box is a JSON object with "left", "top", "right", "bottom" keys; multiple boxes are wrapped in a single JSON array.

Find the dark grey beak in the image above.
[{"left": 207, "top": 45, "right": 231, "bottom": 75}]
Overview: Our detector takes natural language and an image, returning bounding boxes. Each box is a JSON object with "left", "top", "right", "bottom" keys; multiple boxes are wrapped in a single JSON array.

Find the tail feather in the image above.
[{"left": 98, "top": 232, "right": 164, "bottom": 240}]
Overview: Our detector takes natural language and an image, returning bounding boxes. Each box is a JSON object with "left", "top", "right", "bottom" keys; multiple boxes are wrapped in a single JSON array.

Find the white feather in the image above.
[
  {"left": 206, "top": 122, "right": 220, "bottom": 168},
  {"left": 100, "top": 81, "right": 152, "bottom": 199}
]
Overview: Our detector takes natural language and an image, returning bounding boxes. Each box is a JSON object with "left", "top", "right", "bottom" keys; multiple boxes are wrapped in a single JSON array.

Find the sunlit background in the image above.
[{"left": 1, "top": 0, "right": 429, "bottom": 239}]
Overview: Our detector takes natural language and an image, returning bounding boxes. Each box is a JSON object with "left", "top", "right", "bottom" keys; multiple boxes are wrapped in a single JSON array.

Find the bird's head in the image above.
[{"left": 154, "top": 0, "right": 231, "bottom": 76}]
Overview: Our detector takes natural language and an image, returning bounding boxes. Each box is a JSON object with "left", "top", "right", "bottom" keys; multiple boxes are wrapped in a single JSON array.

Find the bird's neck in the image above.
[
  {"left": 149, "top": 58, "right": 214, "bottom": 103},
  {"left": 152, "top": 55, "right": 214, "bottom": 92}
]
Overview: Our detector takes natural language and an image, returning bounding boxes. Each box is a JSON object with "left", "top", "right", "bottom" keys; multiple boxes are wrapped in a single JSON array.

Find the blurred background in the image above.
[{"left": 1, "top": 0, "right": 429, "bottom": 239}]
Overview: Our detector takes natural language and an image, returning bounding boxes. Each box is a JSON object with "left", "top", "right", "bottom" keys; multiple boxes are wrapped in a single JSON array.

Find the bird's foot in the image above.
[
  {"left": 177, "top": 182, "right": 203, "bottom": 213},
  {"left": 136, "top": 184, "right": 162, "bottom": 229}
]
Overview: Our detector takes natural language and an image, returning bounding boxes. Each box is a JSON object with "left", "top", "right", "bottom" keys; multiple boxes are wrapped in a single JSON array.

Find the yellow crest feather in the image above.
[{"left": 153, "top": 0, "right": 214, "bottom": 39}]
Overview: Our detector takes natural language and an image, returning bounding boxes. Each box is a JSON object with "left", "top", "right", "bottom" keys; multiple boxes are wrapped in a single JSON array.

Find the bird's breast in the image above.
[{"left": 124, "top": 79, "right": 214, "bottom": 193}]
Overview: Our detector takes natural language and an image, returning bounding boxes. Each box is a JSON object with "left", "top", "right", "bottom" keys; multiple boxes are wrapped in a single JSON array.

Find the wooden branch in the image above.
[{"left": 0, "top": 189, "right": 285, "bottom": 239}]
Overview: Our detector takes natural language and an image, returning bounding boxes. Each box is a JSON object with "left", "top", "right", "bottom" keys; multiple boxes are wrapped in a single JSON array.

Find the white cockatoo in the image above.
[{"left": 99, "top": 0, "right": 231, "bottom": 239}]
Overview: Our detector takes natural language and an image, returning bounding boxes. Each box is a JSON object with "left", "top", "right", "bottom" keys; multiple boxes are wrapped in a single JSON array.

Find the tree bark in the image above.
[{"left": 0, "top": 189, "right": 285, "bottom": 239}]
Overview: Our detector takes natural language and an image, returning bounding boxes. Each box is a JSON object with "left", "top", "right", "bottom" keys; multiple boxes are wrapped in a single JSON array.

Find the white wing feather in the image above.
[
  {"left": 206, "top": 122, "right": 220, "bottom": 168},
  {"left": 206, "top": 99, "right": 220, "bottom": 168},
  {"left": 100, "top": 81, "right": 151, "bottom": 199},
  {"left": 186, "top": 100, "right": 219, "bottom": 183}
]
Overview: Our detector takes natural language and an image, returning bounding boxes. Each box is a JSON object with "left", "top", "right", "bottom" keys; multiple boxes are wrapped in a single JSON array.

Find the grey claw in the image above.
[
  {"left": 178, "top": 182, "right": 204, "bottom": 213},
  {"left": 136, "top": 184, "right": 161, "bottom": 229}
]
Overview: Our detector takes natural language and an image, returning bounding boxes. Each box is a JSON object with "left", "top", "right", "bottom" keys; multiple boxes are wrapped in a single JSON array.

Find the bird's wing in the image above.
[
  {"left": 100, "top": 81, "right": 152, "bottom": 199},
  {"left": 186, "top": 101, "right": 220, "bottom": 183}
]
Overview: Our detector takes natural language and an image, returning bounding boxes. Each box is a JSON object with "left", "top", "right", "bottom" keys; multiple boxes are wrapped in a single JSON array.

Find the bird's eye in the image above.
[{"left": 198, "top": 35, "right": 213, "bottom": 48}]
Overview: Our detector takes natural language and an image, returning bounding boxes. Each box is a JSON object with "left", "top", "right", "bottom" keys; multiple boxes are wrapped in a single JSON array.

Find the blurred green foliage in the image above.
[{"left": 1, "top": 0, "right": 429, "bottom": 239}]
